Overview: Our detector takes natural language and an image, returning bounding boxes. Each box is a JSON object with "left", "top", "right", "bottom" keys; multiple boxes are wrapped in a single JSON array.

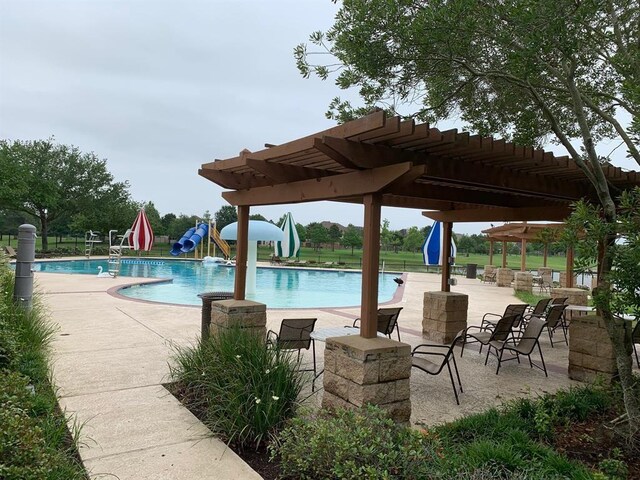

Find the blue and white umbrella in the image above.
[
  {"left": 275, "top": 212, "right": 301, "bottom": 258},
  {"left": 422, "top": 221, "right": 457, "bottom": 265}
]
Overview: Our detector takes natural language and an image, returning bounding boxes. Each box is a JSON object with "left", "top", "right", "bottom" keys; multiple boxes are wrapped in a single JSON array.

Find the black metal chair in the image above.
[
  {"left": 481, "top": 304, "right": 529, "bottom": 332},
  {"left": 543, "top": 304, "right": 568, "bottom": 347},
  {"left": 411, "top": 331, "right": 465, "bottom": 405},
  {"left": 486, "top": 317, "right": 548, "bottom": 376},
  {"left": 267, "top": 318, "right": 317, "bottom": 377},
  {"left": 352, "top": 307, "right": 403, "bottom": 341},
  {"left": 461, "top": 314, "right": 519, "bottom": 357}
]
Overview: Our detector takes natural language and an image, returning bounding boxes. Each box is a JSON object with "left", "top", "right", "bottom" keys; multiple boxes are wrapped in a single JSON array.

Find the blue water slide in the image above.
[
  {"left": 182, "top": 223, "right": 209, "bottom": 252},
  {"left": 170, "top": 227, "right": 196, "bottom": 256}
]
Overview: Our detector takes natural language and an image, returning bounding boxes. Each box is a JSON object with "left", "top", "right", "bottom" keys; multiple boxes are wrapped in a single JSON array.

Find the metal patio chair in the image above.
[
  {"left": 486, "top": 317, "right": 548, "bottom": 376},
  {"left": 267, "top": 318, "right": 317, "bottom": 377},
  {"left": 352, "top": 307, "right": 403, "bottom": 341},
  {"left": 543, "top": 304, "right": 569, "bottom": 347},
  {"left": 411, "top": 331, "right": 465, "bottom": 405},
  {"left": 461, "top": 314, "right": 519, "bottom": 357},
  {"left": 481, "top": 304, "right": 529, "bottom": 332}
]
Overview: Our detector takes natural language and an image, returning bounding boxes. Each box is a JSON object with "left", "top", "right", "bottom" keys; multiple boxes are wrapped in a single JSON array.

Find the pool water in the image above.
[{"left": 32, "top": 259, "right": 400, "bottom": 308}]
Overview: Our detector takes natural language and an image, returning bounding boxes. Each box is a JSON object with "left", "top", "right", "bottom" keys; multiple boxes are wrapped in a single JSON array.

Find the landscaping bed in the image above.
[
  {"left": 0, "top": 258, "right": 87, "bottom": 480},
  {"left": 169, "top": 321, "right": 639, "bottom": 479}
]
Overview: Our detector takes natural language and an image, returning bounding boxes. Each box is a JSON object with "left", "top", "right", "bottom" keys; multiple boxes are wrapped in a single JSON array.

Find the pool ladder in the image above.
[{"left": 107, "top": 229, "right": 132, "bottom": 278}]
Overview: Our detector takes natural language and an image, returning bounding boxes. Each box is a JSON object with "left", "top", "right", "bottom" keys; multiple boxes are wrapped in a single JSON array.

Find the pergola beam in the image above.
[
  {"left": 245, "top": 158, "right": 330, "bottom": 183},
  {"left": 423, "top": 206, "right": 573, "bottom": 222},
  {"left": 198, "top": 168, "right": 272, "bottom": 190},
  {"left": 222, "top": 162, "right": 414, "bottom": 206}
]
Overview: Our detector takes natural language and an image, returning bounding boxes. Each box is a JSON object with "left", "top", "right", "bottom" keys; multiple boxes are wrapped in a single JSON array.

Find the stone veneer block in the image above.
[
  {"left": 209, "top": 300, "right": 267, "bottom": 338},
  {"left": 558, "top": 272, "right": 579, "bottom": 288},
  {"left": 537, "top": 267, "right": 553, "bottom": 285},
  {"left": 321, "top": 336, "right": 412, "bottom": 423},
  {"left": 568, "top": 315, "right": 618, "bottom": 383},
  {"left": 513, "top": 272, "right": 533, "bottom": 293},
  {"left": 484, "top": 265, "right": 496, "bottom": 277},
  {"left": 422, "top": 292, "right": 468, "bottom": 344},
  {"left": 496, "top": 268, "right": 514, "bottom": 287}
]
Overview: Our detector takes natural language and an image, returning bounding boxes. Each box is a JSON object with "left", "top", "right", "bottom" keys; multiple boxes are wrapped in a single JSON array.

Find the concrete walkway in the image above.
[{"left": 39, "top": 267, "right": 581, "bottom": 479}]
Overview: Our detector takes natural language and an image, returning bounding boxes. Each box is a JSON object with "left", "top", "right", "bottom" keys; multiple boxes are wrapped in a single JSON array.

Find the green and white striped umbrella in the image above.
[{"left": 275, "top": 212, "right": 301, "bottom": 258}]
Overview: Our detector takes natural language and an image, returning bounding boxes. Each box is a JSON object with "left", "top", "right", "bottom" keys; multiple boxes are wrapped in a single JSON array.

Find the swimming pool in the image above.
[{"left": 31, "top": 259, "right": 401, "bottom": 308}]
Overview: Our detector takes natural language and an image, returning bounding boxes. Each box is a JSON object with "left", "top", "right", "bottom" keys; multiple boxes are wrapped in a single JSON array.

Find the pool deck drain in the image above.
[{"left": 37, "top": 267, "right": 585, "bottom": 479}]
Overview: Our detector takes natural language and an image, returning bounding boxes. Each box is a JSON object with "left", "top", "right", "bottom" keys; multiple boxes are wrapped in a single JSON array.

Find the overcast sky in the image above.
[{"left": 1, "top": 1, "right": 636, "bottom": 236}]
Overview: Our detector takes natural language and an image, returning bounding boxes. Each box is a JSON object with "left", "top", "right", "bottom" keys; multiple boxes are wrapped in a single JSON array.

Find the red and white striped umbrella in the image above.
[{"left": 128, "top": 209, "right": 154, "bottom": 251}]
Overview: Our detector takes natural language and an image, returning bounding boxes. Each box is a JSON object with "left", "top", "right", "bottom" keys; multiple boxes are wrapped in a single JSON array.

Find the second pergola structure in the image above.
[{"left": 200, "top": 111, "right": 640, "bottom": 420}]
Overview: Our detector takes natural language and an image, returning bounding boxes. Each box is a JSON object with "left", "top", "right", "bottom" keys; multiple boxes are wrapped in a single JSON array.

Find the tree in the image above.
[
  {"left": 306, "top": 222, "right": 329, "bottom": 251},
  {"left": 403, "top": 226, "right": 423, "bottom": 253},
  {"left": 0, "top": 139, "right": 131, "bottom": 250},
  {"left": 295, "top": 223, "right": 306, "bottom": 242},
  {"left": 341, "top": 224, "right": 363, "bottom": 254},
  {"left": 328, "top": 224, "right": 342, "bottom": 251},
  {"left": 249, "top": 213, "right": 268, "bottom": 221},
  {"left": 380, "top": 219, "right": 393, "bottom": 251},
  {"left": 214, "top": 205, "right": 237, "bottom": 230},
  {"left": 297, "top": 0, "right": 640, "bottom": 441},
  {"left": 161, "top": 213, "right": 177, "bottom": 237}
]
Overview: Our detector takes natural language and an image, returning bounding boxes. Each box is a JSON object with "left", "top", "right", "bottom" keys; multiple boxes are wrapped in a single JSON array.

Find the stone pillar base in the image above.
[
  {"left": 484, "top": 265, "right": 497, "bottom": 277},
  {"left": 538, "top": 267, "right": 552, "bottom": 285},
  {"left": 322, "top": 336, "right": 411, "bottom": 423},
  {"left": 496, "top": 268, "right": 514, "bottom": 287},
  {"left": 559, "top": 272, "right": 578, "bottom": 288},
  {"left": 551, "top": 287, "right": 588, "bottom": 323},
  {"left": 514, "top": 272, "right": 533, "bottom": 293},
  {"left": 422, "top": 291, "right": 468, "bottom": 344},
  {"left": 210, "top": 300, "right": 267, "bottom": 338},
  {"left": 569, "top": 315, "right": 618, "bottom": 383}
]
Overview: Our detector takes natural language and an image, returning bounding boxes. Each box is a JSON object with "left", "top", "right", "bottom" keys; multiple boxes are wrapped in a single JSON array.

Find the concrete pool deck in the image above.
[{"left": 39, "top": 267, "right": 584, "bottom": 479}]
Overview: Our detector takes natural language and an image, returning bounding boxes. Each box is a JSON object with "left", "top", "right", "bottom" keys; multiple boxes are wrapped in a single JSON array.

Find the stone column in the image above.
[
  {"left": 568, "top": 315, "right": 618, "bottom": 383},
  {"left": 538, "top": 267, "right": 552, "bottom": 285},
  {"left": 322, "top": 336, "right": 411, "bottom": 423},
  {"left": 558, "top": 272, "right": 578, "bottom": 288},
  {"left": 513, "top": 272, "right": 533, "bottom": 293},
  {"left": 422, "top": 291, "right": 468, "bottom": 344},
  {"left": 210, "top": 300, "right": 267, "bottom": 338},
  {"left": 496, "top": 268, "right": 514, "bottom": 287}
]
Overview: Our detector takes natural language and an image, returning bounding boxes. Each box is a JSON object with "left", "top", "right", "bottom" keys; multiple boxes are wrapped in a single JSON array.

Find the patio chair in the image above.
[
  {"left": 351, "top": 307, "right": 403, "bottom": 341},
  {"left": 480, "top": 304, "right": 529, "bottom": 332},
  {"left": 267, "top": 318, "right": 317, "bottom": 377},
  {"left": 550, "top": 297, "right": 568, "bottom": 306},
  {"left": 411, "top": 331, "right": 465, "bottom": 405},
  {"left": 460, "top": 314, "right": 519, "bottom": 357},
  {"left": 3, "top": 245, "right": 17, "bottom": 258},
  {"left": 538, "top": 278, "right": 554, "bottom": 294},
  {"left": 482, "top": 271, "right": 496, "bottom": 284},
  {"left": 633, "top": 321, "right": 640, "bottom": 369},
  {"left": 543, "top": 304, "right": 568, "bottom": 347},
  {"left": 486, "top": 317, "right": 548, "bottom": 376},
  {"left": 522, "top": 298, "right": 552, "bottom": 328}
]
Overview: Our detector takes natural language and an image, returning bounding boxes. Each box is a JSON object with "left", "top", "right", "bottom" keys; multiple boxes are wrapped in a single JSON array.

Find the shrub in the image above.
[
  {"left": 170, "top": 325, "right": 307, "bottom": 450},
  {"left": 271, "top": 405, "right": 442, "bottom": 479}
]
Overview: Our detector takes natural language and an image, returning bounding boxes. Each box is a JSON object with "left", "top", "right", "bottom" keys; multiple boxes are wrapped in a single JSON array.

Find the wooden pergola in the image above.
[
  {"left": 481, "top": 222, "right": 565, "bottom": 272},
  {"left": 200, "top": 111, "right": 640, "bottom": 339}
]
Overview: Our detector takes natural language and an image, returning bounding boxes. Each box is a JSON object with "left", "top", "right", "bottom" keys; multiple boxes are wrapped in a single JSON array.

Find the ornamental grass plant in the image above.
[
  {"left": 170, "top": 325, "right": 308, "bottom": 450},
  {"left": 0, "top": 255, "right": 87, "bottom": 480}
]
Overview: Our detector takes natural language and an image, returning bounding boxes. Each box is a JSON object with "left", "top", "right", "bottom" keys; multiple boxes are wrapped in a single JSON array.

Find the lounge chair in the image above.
[
  {"left": 550, "top": 297, "right": 568, "bottom": 306},
  {"left": 481, "top": 304, "right": 529, "bottom": 332},
  {"left": 486, "top": 317, "right": 548, "bottom": 376},
  {"left": 543, "top": 304, "right": 568, "bottom": 347},
  {"left": 351, "top": 307, "right": 403, "bottom": 341},
  {"left": 522, "top": 298, "right": 553, "bottom": 328},
  {"left": 460, "top": 314, "right": 519, "bottom": 357},
  {"left": 267, "top": 318, "right": 317, "bottom": 377},
  {"left": 3, "top": 245, "right": 17, "bottom": 258},
  {"left": 411, "top": 331, "right": 465, "bottom": 405},
  {"left": 270, "top": 255, "right": 283, "bottom": 265}
]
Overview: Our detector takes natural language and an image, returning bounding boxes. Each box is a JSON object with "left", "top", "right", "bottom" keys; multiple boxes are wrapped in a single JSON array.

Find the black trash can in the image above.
[
  {"left": 466, "top": 264, "right": 478, "bottom": 279},
  {"left": 198, "top": 291, "right": 234, "bottom": 341}
]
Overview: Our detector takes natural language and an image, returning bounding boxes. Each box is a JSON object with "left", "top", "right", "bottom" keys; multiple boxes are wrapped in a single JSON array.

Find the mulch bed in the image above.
[
  {"left": 167, "top": 380, "right": 639, "bottom": 479},
  {"left": 553, "top": 409, "right": 639, "bottom": 479}
]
